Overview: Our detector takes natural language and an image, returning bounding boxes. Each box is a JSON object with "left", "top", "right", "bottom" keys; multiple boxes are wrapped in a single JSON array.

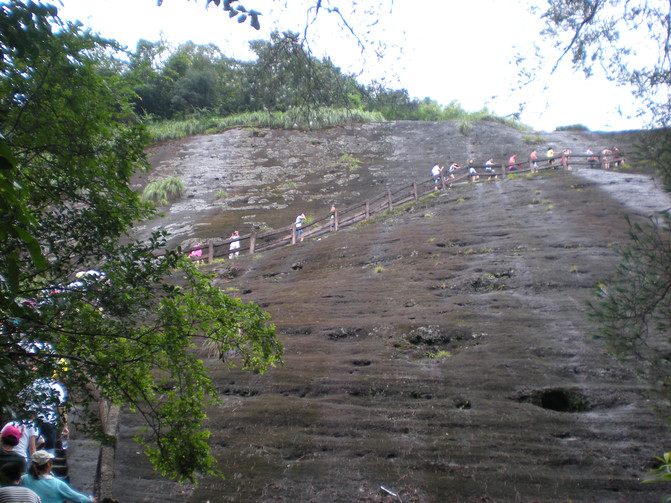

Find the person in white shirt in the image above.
[{"left": 1, "top": 421, "right": 39, "bottom": 465}]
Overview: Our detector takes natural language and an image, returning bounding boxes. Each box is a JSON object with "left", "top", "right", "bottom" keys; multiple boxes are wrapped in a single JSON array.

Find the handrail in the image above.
[{"left": 184, "top": 150, "right": 626, "bottom": 263}]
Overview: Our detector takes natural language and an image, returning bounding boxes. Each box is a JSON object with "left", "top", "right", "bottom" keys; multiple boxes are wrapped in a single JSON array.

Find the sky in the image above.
[{"left": 54, "top": 0, "right": 648, "bottom": 132}]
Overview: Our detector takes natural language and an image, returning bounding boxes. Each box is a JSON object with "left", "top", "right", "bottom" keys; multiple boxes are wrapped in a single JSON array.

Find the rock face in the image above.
[
  {"left": 110, "top": 122, "right": 671, "bottom": 502},
  {"left": 135, "top": 121, "right": 637, "bottom": 250}
]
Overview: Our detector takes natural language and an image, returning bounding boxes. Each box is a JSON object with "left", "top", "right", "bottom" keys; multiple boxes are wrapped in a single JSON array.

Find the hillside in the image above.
[
  {"left": 110, "top": 121, "right": 671, "bottom": 502},
  {"left": 134, "top": 121, "right": 639, "bottom": 249}
]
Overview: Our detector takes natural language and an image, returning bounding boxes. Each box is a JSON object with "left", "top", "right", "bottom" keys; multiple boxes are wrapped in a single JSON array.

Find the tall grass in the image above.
[
  {"left": 141, "top": 176, "right": 186, "bottom": 206},
  {"left": 146, "top": 108, "right": 385, "bottom": 143},
  {"left": 145, "top": 105, "right": 530, "bottom": 144},
  {"left": 458, "top": 119, "right": 473, "bottom": 136}
]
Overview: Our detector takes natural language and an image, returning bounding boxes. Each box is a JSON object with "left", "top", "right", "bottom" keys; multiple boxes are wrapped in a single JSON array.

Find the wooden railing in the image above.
[{"left": 188, "top": 151, "right": 623, "bottom": 263}]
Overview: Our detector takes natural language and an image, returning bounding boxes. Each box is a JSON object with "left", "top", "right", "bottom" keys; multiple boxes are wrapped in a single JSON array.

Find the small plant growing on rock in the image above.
[
  {"left": 339, "top": 153, "right": 362, "bottom": 171},
  {"left": 374, "top": 265, "right": 385, "bottom": 273},
  {"left": 458, "top": 119, "right": 472, "bottom": 136},
  {"left": 215, "top": 190, "right": 228, "bottom": 200},
  {"left": 522, "top": 133, "right": 545, "bottom": 145},
  {"left": 643, "top": 452, "right": 671, "bottom": 498},
  {"left": 429, "top": 350, "right": 452, "bottom": 359},
  {"left": 141, "top": 177, "right": 185, "bottom": 206}
]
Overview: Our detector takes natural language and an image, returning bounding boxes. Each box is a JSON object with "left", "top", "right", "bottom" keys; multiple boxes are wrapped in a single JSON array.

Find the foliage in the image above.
[
  {"left": 555, "top": 124, "right": 589, "bottom": 132},
  {"left": 0, "top": 1, "right": 282, "bottom": 482},
  {"left": 119, "top": 28, "right": 521, "bottom": 133},
  {"left": 146, "top": 107, "right": 384, "bottom": 142},
  {"left": 141, "top": 177, "right": 186, "bottom": 206},
  {"left": 339, "top": 153, "right": 362, "bottom": 172},
  {"left": 160, "top": 0, "right": 261, "bottom": 30},
  {"left": 539, "top": 0, "right": 671, "bottom": 181},
  {"left": 522, "top": 134, "right": 546, "bottom": 145},
  {"left": 588, "top": 214, "right": 671, "bottom": 387},
  {"left": 644, "top": 452, "right": 671, "bottom": 493},
  {"left": 458, "top": 119, "right": 472, "bottom": 136}
]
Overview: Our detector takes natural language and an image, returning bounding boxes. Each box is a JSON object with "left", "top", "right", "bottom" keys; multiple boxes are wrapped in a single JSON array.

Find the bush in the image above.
[
  {"left": 523, "top": 134, "right": 546, "bottom": 145},
  {"left": 145, "top": 108, "right": 385, "bottom": 143},
  {"left": 141, "top": 177, "right": 186, "bottom": 205},
  {"left": 555, "top": 124, "right": 589, "bottom": 131},
  {"left": 458, "top": 119, "right": 472, "bottom": 136}
]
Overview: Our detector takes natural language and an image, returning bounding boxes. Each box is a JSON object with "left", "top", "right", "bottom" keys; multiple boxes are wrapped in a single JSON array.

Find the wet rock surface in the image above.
[{"left": 108, "top": 122, "right": 671, "bottom": 502}]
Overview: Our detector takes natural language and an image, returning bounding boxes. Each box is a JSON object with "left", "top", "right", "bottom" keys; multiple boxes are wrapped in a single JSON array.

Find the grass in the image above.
[
  {"left": 141, "top": 177, "right": 185, "bottom": 205},
  {"left": 339, "top": 153, "right": 362, "bottom": 172},
  {"left": 555, "top": 124, "right": 589, "bottom": 131},
  {"left": 146, "top": 107, "right": 386, "bottom": 143},
  {"left": 215, "top": 189, "right": 228, "bottom": 200},
  {"left": 458, "top": 119, "right": 473, "bottom": 136},
  {"left": 523, "top": 133, "right": 546, "bottom": 145},
  {"left": 374, "top": 266, "right": 385, "bottom": 273},
  {"left": 428, "top": 350, "right": 452, "bottom": 359}
]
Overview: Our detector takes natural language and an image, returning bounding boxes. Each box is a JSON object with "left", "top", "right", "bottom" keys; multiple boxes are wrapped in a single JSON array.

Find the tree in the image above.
[
  {"left": 588, "top": 213, "right": 671, "bottom": 387},
  {"left": 243, "top": 31, "right": 361, "bottom": 121},
  {"left": 540, "top": 0, "right": 669, "bottom": 125},
  {"left": 0, "top": 0, "right": 282, "bottom": 482},
  {"left": 539, "top": 1, "right": 671, "bottom": 401}
]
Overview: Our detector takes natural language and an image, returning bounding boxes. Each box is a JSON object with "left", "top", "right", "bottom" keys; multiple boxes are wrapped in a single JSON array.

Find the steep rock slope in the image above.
[{"left": 110, "top": 122, "right": 671, "bottom": 502}]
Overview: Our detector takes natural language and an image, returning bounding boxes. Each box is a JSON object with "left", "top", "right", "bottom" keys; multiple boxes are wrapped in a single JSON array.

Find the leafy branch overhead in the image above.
[
  {"left": 157, "top": 0, "right": 262, "bottom": 29},
  {"left": 0, "top": 0, "right": 281, "bottom": 482}
]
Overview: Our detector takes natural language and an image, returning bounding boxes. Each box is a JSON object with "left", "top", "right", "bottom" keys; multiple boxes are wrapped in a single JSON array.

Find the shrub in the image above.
[
  {"left": 523, "top": 134, "right": 546, "bottom": 145},
  {"left": 339, "top": 153, "right": 362, "bottom": 172},
  {"left": 555, "top": 124, "right": 589, "bottom": 131},
  {"left": 141, "top": 177, "right": 185, "bottom": 205},
  {"left": 458, "top": 119, "right": 472, "bottom": 136}
]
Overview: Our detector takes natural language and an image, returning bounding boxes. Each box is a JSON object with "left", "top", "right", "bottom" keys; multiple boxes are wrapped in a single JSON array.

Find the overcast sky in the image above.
[{"left": 56, "top": 0, "right": 646, "bottom": 132}]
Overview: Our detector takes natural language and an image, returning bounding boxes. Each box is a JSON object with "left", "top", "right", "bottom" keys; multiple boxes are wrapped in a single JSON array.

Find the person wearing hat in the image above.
[
  {"left": 0, "top": 425, "right": 27, "bottom": 485},
  {"left": 2, "top": 420, "right": 40, "bottom": 465},
  {"left": 0, "top": 462, "right": 41, "bottom": 503},
  {"left": 21, "top": 450, "right": 96, "bottom": 503}
]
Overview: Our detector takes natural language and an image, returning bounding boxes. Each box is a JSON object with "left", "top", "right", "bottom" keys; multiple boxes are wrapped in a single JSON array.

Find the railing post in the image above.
[
  {"left": 291, "top": 224, "right": 297, "bottom": 244},
  {"left": 334, "top": 210, "right": 339, "bottom": 231},
  {"left": 365, "top": 201, "right": 370, "bottom": 220},
  {"left": 413, "top": 182, "right": 418, "bottom": 201},
  {"left": 440, "top": 170, "right": 447, "bottom": 190},
  {"left": 502, "top": 163, "right": 507, "bottom": 179},
  {"left": 387, "top": 188, "right": 393, "bottom": 211},
  {"left": 249, "top": 231, "right": 256, "bottom": 254},
  {"left": 208, "top": 241, "right": 214, "bottom": 264}
]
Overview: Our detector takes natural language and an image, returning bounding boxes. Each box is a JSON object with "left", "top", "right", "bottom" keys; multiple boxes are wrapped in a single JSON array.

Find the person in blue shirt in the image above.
[{"left": 21, "top": 450, "right": 96, "bottom": 503}]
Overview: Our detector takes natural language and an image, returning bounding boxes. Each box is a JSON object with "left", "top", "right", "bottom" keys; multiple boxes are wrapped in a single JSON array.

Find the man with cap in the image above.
[
  {"left": 22, "top": 451, "right": 96, "bottom": 503},
  {"left": 0, "top": 462, "right": 41, "bottom": 502},
  {"left": 0, "top": 425, "right": 27, "bottom": 485}
]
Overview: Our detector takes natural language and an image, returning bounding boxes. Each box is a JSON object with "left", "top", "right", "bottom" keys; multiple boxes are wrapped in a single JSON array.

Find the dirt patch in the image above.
[{"left": 107, "top": 123, "right": 671, "bottom": 502}]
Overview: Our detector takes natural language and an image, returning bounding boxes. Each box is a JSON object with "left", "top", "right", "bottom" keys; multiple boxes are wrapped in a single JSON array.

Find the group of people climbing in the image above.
[
  {"left": 0, "top": 375, "right": 97, "bottom": 502},
  {"left": 433, "top": 144, "right": 625, "bottom": 186}
]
